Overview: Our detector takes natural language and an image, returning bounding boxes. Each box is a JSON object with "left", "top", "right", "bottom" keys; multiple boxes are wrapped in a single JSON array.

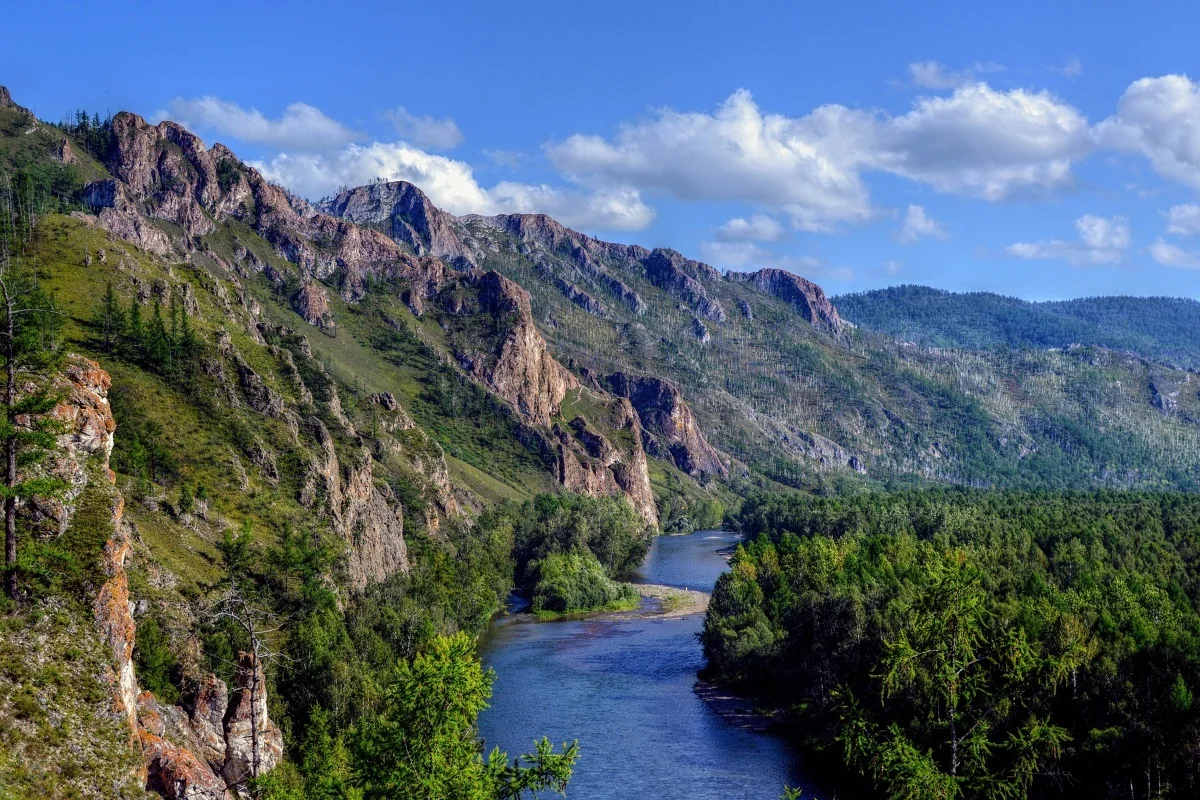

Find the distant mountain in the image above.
[{"left": 835, "top": 285, "right": 1200, "bottom": 369}]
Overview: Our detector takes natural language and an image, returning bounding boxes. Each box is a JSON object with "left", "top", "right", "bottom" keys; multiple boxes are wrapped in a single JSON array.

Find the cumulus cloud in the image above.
[
  {"left": 1149, "top": 239, "right": 1200, "bottom": 269},
  {"left": 253, "top": 142, "right": 652, "bottom": 230},
  {"left": 698, "top": 240, "right": 852, "bottom": 280},
  {"left": 715, "top": 214, "right": 785, "bottom": 242},
  {"left": 383, "top": 107, "right": 463, "bottom": 150},
  {"left": 546, "top": 86, "right": 1091, "bottom": 231},
  {"left": 908, "top": 61, "right": 1004, "bottom": 90},
  {"left": 547, "top": 90, "right": 877, "bottom": 231},
  {"left": 157, "top": 97, "right": 363, "bottom": 151},
  {"left": 878, "top": 84, "right": 1092, "bottom": 200},
  {"left": 1097, "top": 75, "right": 1200, "bottom": 190},
  {"left": 1165, "top": 203, "right": 1200, "bottom": 236},
  {"left": 1006, "top": 214, "right": 1130, "bottom": 266},
  {"left": 896, "top": 205, "right": 949, "bottom": 244}
]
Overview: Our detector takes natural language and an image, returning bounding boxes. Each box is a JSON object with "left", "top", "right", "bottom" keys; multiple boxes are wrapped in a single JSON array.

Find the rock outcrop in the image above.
[
  {"left": 302, "top": 417, "right": 409, "bottom": 589},
  {"left": 556, "top": 398, "right": 658, "bottom": 526},
  {"left": 292, "top": 280, "right": 334, "bottom": 329},
  {"left": 456, "top": 271, "right": 579, "bottom": 425},
  {"left": 221, "top": 653, "right": 285, "bottom": 788},
  {"left": 643, "top": 249, "right": 727, "bottom": 322},
  {"left": 604, "top": 372, "right": 728, "bottom": 478},
  {"left": 728, "top": 268, "right": 842, "bottom": 333},
  {"left": 319, "top": 181, "right": 474, "bottom": 265}
]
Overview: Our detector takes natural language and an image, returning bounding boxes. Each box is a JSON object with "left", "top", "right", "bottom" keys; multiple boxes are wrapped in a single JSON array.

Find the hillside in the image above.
[
  {"left": 836, "top": 284, "right": 1200, "bottom": 369},
  {"left": 320, "top": 182, "right": 1200, "bottom": 492},
  {"left": 3, "top": 81, "right": 1200, "bottom": 798}
]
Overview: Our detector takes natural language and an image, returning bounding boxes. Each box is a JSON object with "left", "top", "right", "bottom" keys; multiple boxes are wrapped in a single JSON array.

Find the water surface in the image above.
[{"left": 478, "top": 531, "right": 817, "bottom": 800}]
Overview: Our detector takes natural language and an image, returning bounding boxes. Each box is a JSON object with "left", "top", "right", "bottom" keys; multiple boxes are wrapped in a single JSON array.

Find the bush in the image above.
[{"left": 529, "top": 550, "right": 638, "bottom": 615}]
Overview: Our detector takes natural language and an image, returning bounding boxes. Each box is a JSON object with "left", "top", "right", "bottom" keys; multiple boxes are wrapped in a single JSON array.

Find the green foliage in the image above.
[
  {"left": 527, "top": 550, "right": 639, "bottom": 615},
  {"left": 707, "top": 489, "right": 1200, "bottom": 798},
  {"left": 133, "top": 613, "right": 180, "bottom": 705},
  {"left": 837, "top": 285, "right": 1200, "bottom": 369},
  {"left": 352, "top": 632, "right": 577, "bottom": 800},
  {"left": 505, "top": 493, "right": 651, "bottom": 583}
]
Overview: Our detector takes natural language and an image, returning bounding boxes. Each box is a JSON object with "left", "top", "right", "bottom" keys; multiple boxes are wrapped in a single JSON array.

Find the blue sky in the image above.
[{"left": 7, "top": 0, "right": 1200, "bottom": 300}]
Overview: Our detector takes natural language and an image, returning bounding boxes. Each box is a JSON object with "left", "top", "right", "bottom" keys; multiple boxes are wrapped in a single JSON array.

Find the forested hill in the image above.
[{"left": 835, "top": 285, "right": 1200, "bottom": 369}]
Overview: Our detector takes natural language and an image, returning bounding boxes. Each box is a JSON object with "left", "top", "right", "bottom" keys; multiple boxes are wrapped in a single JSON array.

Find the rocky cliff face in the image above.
[
  {"left": 604, "top": 372, "right": 728, "bottom": 479},
  {"left": 729, "top": 268, "right": 843, "bottom": 333},
  {"left": 556, "top": 395, "right": 658, "bottom": 526},
  {"left": 321, "top": 181, "right": 475, "bottom": 265},
  {"left": 57, "top": 356, "right": 285, "bottom": 799},
  {"left": 81, "top": 119, "right": 669, "bottom": 524},
  {"left": 452, "top": 270, "right": 579, "bottom": 426}
]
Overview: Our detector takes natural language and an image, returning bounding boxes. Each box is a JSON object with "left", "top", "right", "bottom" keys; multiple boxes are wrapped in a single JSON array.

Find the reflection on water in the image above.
[{"left": 478, "top": 531, "right": 818, "bottom": 800}]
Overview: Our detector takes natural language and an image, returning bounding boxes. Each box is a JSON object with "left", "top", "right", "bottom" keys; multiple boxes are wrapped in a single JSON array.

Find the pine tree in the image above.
[
  {"left": 94, "top": 281, "right": 124, "bottom": 352},
  {"left": 126, "top": 298, "right": 144, "bottom": 358},
  {"left": 146, "top": 300, "right": 171, "bottom": 371},
  {"left": 0, "top": 171, "right": 68, "bottom": 601}
]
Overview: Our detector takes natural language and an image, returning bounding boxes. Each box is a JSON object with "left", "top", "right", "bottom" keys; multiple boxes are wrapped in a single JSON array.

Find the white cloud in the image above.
[
  {"left": 547, "top": 90, "right": 877, "bottom": 232},
  {"left": 383, "top": 107, "right": 463, "bottom": 150},
  {"left": 1149, "top": 239, "right": 1200, "bottom": 269},
  {"left": 1097, "top": 75, "right": 1200, "bottom": 190},
  {"left": 1050, "top": 56, "right": 1083, "bottom": 79},
  {"left": 158, "top": 97, "right": 362, "bottom": 151},
  {"left": 254, "top": 141, "right": 653, "bottom": 230},
  {"left": 1006, "top": 214, "right": 1130, "bottom": 266},
  {"left": 907, "top": 61, "right": 1004, "bottom": 90},
  {"left": 1165, "top": 203, "right": 1200, "bottom": 235},
  {"left": 896, "top": 204, "right": 949, "bottom": 244},
  {"left": 715, "top": 214, "right": 785, "bottom": 242},
  {"left": 884, "top": 259, "right": 904, "bottom": 276},
  {"left": 878, "top": 83, "right": 1092, "bottom": 200},
  {"left": 546, "top": 86, "right": 1091, "bottom": 232},
  {"left": 698, "top": 241, "right": 852, "bottom": 280}
]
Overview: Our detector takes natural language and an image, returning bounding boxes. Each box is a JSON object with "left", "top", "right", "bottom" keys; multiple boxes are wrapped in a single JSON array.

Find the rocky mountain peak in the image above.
[
  {"left": 319, "top": 180, "right": 473, "bottom": 264},
  {"left": 730, "top": 267, "right": 843, "bottom": 333}
]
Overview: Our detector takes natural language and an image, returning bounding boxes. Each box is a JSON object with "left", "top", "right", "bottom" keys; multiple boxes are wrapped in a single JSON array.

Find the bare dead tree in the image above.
[{"left": 205, "top": 579, "right": 287, "bottom": 796}]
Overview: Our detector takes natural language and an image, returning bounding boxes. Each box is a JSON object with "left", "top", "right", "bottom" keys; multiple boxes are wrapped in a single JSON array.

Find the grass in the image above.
[{"left": 531, "top": 591, "right": 642, "bottom": 620}]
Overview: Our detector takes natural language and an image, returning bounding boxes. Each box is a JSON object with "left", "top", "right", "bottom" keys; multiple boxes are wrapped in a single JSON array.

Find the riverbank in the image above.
[
  {"left": 633, "top": 583, "right": 710, "bottom": 616},
  {"left": 694, "top": 679, "right": 783, "bottom": 733}
]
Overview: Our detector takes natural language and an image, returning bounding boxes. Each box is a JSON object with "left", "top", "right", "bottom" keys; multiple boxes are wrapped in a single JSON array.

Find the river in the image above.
[{"left": 478, "top": 530, "right": 819, "bottom": 800}]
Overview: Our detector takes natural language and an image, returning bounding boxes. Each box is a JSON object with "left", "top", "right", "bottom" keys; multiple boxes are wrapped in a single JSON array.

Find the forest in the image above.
[
  {"left": 705, "top": 489, "right": 1200, "bottom": 799},
  {"left": 835, "top": 285, "right": 1200, "bottom": 369}
]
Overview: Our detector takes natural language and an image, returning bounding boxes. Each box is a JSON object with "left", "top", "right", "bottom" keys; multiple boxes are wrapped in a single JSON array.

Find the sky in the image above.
[{"left": 6, "top": 0, "right": 1200, "bottom": 300}]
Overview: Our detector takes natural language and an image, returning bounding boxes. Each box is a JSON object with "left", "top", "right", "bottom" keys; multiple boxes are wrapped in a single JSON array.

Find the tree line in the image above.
[{"left": 705, "top": 489, "right": 1200, "bottom": 799}]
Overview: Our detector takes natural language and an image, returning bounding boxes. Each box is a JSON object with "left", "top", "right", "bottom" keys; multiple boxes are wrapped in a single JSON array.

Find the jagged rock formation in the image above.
[
  {"left": 642, "top": 249, "right": 727, "bottom": 322},
  {"left": 729, "top": 267, "right": 842, "bottom": 333},
  {"left": 555, "top": 394, "right": 658, "bottom": 526},
  {"left": 55, "top": 356, "right": 284, "bottom": 799},
  {"left": 604, "top": 372, "right": 728, "bottom": 478},
  {"left": 292, "top": 280, "right": 334, "bottom": 329},
  {"left": 320, "top": 181, "right": 475, "bottom": 265},
  {"left": 454, "top": 271, "right": 579, "bottom": 426},
  {"left": 302, "top": 416, "right": 408, "bottom": 589}
]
